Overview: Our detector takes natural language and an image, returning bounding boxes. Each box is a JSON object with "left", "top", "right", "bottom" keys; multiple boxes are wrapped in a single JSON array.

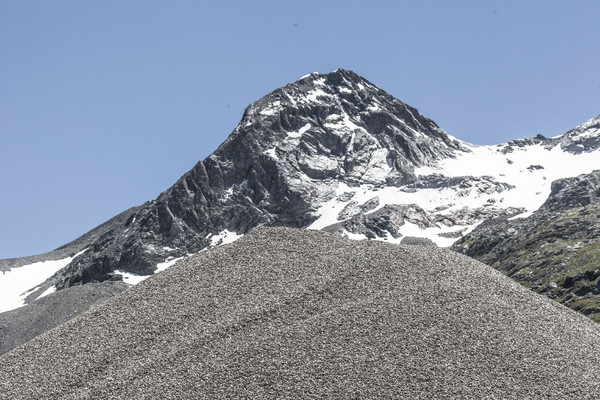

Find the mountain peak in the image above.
[
  {"left": 39, "top": 69, "right": 469, "bottom": 288},
  {"left": 5, "top": 69, "right": 600, "bottom": 302},
  {"left": 237, "top": 68, "right": 466, "bottom": 174},
  {"left": 297, "top": 68, "right": 363, "bottom": 85}
]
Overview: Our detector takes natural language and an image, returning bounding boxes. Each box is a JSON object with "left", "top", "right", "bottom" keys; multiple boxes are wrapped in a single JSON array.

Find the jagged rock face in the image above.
[
  {"left": 53, "top": 69, "right": 467, "bottom": 289},
  {"left": 543, "top": 170, "right": 600, "bottom": 212},
  {"left": 453, "top": 170, "right": 600, "bottom": 321}
]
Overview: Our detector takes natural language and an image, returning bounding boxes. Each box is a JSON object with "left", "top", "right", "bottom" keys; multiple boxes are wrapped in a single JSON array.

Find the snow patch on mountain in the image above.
[
  {"left": 417, "top": 140, "right": 600, "bottom": 218},
  {"left": 288, "top": 123, "right": 311, "bottom": 138},
  {"left": 208, "top": 230, "right": 243, "bottom": 247},
  {"left": 36, "top": 285, "right": 57, "bottom": 300},
  {"left": 115, "top": 255, "right": 185, "bottom": 285},
  {"left": 0, "top": 249, "right": 87, "bottom": 313},
  {"left": 306, "top": 181, "right": 484, "bottom": 246}
]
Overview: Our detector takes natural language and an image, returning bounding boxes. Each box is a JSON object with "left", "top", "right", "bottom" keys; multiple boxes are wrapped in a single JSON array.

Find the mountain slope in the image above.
[
  {"left": 2, "top": 228, "right": 600, "bottom": 399},
  {"left": 453, "top": 170, "right": 600, "bottom": 321},
  {"left": 2, "top": 69, "right": 600, "bottom": 320}
]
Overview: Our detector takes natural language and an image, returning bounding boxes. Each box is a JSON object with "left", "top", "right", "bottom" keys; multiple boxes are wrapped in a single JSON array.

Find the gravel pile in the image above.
[
  {"left": 2, "top": 227, "right": 600, "bottom": 399},
  {"left": 0, "top": 281, "right": 129, "bottom": 355}
]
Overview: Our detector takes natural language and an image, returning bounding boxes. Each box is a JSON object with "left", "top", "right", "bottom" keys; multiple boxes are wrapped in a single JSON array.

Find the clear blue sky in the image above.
[{"left": 1, "top": 0, "right": 600, "bottom": 258}]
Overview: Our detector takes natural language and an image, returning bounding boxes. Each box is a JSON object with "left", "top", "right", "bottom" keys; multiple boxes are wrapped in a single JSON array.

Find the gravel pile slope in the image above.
[
  {"left": 2, "top": 227, "right": 600, "bottom": 399},
  {"left": 0, "top": 281, "right": 128, "bottom": 355}
]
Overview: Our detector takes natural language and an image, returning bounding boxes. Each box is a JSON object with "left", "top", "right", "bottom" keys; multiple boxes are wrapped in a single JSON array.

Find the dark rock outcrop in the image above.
[{"left": 323, "top": 204, "right": 437, "bottom": 239}]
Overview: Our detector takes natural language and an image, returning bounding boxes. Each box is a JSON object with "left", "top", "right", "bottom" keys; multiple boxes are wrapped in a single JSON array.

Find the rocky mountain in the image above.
[
  {"left": 453, "top": 169, "right": 600, "bottom": 321},
  {"left": 3, "top": 228, "right": 600, "bottom": 399},
  {"left": 2, "top": 69, "right": 473, "bottom": 299},
  {"left": 2, "top": 69, "right": 600, "bottom": 331}
]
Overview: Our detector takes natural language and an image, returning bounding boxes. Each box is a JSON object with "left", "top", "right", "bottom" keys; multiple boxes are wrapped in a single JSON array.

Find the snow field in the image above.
[
  {"left": 115, "top": 255, "right": 185, "bottom": 285},
  {"left": 0, "top": 249, "right": 87, "bottom": 313},
  {"left": 308, "top": 135, "right": 600, "bottom": 246}
]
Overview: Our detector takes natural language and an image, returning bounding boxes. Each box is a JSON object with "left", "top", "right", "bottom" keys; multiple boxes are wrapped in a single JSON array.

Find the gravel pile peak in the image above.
[{"left": 2, "top": 227, "right": 600, "bottom": 399}]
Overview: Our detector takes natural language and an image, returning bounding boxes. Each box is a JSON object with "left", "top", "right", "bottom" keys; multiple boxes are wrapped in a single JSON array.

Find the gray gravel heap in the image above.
[
  {"left": 0, "top": 281, "right": 129, "bottom": 355},
  {"left": 2, "top": 227, "right": 600, "bottom": 399}
]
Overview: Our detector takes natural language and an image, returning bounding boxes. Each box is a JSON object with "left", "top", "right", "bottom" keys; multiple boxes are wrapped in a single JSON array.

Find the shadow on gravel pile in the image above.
[{"left": 1, "top": 227, "right": 600, "bottom": 399}]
